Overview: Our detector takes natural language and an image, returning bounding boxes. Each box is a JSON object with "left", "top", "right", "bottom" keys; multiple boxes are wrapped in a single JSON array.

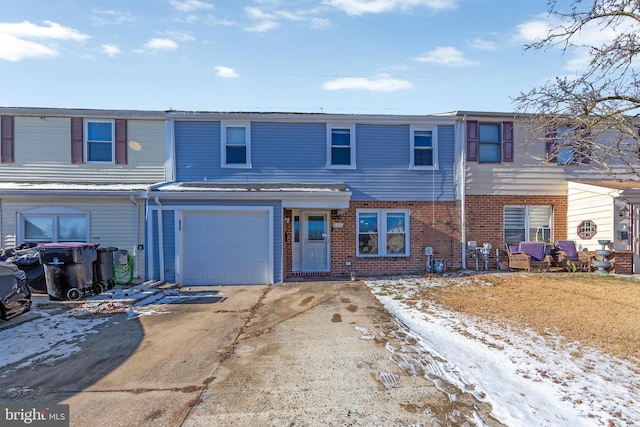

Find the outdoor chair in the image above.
[
  {"left": 505, "top": 242, "right": 551, "bottom": 272},
  {"left": 554, "top": 240, "right": 592, "bottom": 272}
]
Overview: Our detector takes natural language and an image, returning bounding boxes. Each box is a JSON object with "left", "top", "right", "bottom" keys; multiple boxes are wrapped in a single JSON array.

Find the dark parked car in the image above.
[{"left": 0, "top": 261, "right": 32, "bottom": 320}]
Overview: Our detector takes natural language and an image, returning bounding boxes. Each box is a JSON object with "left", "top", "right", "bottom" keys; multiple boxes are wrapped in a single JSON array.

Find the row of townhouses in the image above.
[{"left": 0, "top": 107, "right": 637, "bottom": 285}]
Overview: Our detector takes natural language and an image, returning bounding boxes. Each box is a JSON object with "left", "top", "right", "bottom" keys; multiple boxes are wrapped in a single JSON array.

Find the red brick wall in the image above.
[
  {"left": 284, "top": 201, "right": 462, "bottom": 279},
  {"left": 466, "top": 195, "right": 567, "bottom": 266}
]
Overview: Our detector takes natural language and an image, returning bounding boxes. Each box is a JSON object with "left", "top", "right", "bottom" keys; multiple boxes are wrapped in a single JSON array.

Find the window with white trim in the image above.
[
  {"left": 327, "top": 125, "right": 356, "bottom": 168},
  {"left": 411, "top": 126, "right": 438, "bottom": 169},
  {"left": 18, "top": 208, "right": 89, "bottom": 243},
  {"left": 504, "top": 205, "right": 552, "bottom": 244},
  {"left": 357, "top": 209, "right": 409, "bottom": 257},
  {"left": 85, "top": 120, "right": 114, "bottom": 163},
  {"left": 222, "top": 122, "right": 251, "bottom": 168}
]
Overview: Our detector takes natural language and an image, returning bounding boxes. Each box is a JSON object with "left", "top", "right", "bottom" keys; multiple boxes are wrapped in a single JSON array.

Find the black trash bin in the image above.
[
  {"left": 94, "top": 247, "right": 117, "bottom": 291},
  {"left": 37, "top": 243, "right": 98, "bottom": 301}
]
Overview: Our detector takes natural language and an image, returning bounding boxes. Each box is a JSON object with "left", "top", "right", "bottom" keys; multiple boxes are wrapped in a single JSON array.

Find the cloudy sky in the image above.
[{"left": 0, "top": 0, "right": 591, "bottom": 114}]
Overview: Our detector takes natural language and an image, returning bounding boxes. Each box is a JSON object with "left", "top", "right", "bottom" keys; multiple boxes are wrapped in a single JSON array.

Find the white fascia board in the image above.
[{"left": 149, "top": 190, "right": 351, "bottom": 207}]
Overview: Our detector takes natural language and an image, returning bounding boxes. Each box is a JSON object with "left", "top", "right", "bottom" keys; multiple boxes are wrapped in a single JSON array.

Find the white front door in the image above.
[{"left": 302, "top": 211, "right": 330, "bottom": 272}]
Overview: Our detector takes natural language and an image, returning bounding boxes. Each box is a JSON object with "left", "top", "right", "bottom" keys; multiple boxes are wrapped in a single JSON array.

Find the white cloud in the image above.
[
  {"left": 165, "top": 31, "right": 195, "bottom": 42},
  {"left": 513, "top": 16, "right": 554, "bottom": 43},
  {"left": 0, "top": 20, "right": 89, "bottom": 61},
  {"left": 170, "top": 0, "right": 214, "bottom": 12},
  {"left": 323, "top": 0, "right": 457, "bottom": 15},
  {"left": 214, "top": 66, "right": 240, "bottom": 78},
  {"left": 322, "top": 74, "right": 413, "bottom": 91},
  {"left": 245, "top": 20, "right": 280, "bottom": 32},
  {"left": 468, "top": 37, "right": 498, "bottom": 51},
  {"left": 143, "top": 38, "right": 179, "bottom": 51},
  {"left": 91, "top": 8, "right": 135, "bottom": 25},
  {"left": 243, "top": 7, "right": 280, "bottom": 32},
  {"left": 413, "top": 46, "right": 479, "bottom": 67},
  {"left": 101, "top": 44, "right": 120, "bottom": 57}
]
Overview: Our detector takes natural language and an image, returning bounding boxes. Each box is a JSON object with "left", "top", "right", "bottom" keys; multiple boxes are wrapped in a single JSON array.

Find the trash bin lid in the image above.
[{"left": 36, "top": 242, "right": 98, "bottom": 249}]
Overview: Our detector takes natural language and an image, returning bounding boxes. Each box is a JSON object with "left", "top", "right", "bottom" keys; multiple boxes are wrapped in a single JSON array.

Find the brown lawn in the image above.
[{"left": 416, "top": 272, "right": 640, "bottom": 361}]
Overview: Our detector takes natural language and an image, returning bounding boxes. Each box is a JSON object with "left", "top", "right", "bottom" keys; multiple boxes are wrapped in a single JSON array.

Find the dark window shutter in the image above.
[
  {"left": 466, "top": 120, "right": 478, "bottom": 161},
  {"left": 502, "top": 121, "right": 514, "bottom": 162},
  {"left": 545, "top": 128, "right": 557, "bottom": 163},
  {"left": 1, "top": 116, "right": 14, "bottom": 163},
  {"left": 115, "top": 119, "right": 127, "bottom": 164},
  {"left": 71, "top": 117, "right": 83, "bottom": 164}
]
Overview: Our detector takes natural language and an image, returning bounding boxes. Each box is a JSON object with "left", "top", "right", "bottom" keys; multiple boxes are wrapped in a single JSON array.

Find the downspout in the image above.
[
  {"left": 459, "top": 114, "right": 467, "bottom": 269},
  {"left": 155, "top": 196, "right": 165, "bottom": 282},
  {"left": 130, "top": 195, "right": 139, "bottom": 280}
]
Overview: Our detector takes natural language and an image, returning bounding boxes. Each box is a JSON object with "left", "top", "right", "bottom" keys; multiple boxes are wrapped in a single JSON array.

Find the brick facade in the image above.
[
  {"left": 284, "top": 200, "right": 462, "bottom": 279},
  {"left": 466, "top": 195, "right": 568, "bottom": 267}
]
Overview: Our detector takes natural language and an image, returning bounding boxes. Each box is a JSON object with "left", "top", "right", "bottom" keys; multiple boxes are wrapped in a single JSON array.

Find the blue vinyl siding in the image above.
[
  {"left": 175, "top": 121, "right": 221, "bottom": 182},
  {"left": 174, "top": 121, "right": 457, "bottom": 201},
  {"left": 150, "top": 210, "right": 176, "bottom": 282}
]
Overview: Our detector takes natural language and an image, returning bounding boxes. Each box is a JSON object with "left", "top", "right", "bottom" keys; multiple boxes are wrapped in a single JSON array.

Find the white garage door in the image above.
[{"left": 181, "top": 210, "right": 272, "bottom": 285}]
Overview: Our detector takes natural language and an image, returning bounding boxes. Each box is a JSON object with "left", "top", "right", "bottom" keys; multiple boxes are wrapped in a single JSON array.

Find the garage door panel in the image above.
[{"left": 181, "top": 210, "right": 271, "bottom": 285}]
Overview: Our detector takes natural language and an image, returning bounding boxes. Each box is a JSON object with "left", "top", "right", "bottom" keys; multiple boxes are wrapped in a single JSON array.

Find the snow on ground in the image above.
[
  {"left": 366, "top": 276, "right": 640, "bottom": 427},
  {"left": 0, "top": 283, "right": 223, "bottom": 373}
]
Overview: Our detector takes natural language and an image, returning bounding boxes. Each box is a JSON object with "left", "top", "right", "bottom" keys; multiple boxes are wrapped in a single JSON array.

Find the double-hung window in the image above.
[
  {"left": 357, "top": 209, "right": 410, "bottom": 257},
  {"left": 222, "top": 122, "right": 251, "bottom": 168},
  {"left": 327, "top": 125, "right": 355, "bottom": 169},
  {"left": 85, "top": 120, "right": 114, "bottom": 163},
  {"left": 18, "top": 208, "right": 89, "bottom": 243},
  {"left": 479, "top": 123, "right": 502, "bottom": 163},
  {"left": 466, "top": 120, "right": 514, "bottom": 163},
  {"left": 411, "top": 126, "right": 438, "bottom": 169},
  {"left": 547, "top": 125, "right": 590, "bottom": 165},
  {"left": 504, "top": 205, "right": 552, "bottom": 244}
]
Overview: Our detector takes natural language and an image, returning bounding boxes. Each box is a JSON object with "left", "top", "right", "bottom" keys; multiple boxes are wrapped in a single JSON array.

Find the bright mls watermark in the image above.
[{"left": 1, "top": 405, "right": 69, "bottom": 426}]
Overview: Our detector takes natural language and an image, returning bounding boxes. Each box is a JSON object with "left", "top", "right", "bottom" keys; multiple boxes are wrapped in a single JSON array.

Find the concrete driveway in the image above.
[{"left": 0, "top": 281, "right": 502, "bottom": 426}]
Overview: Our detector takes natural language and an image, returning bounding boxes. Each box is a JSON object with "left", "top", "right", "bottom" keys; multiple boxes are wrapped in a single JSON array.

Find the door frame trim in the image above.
[{"left": 300, "top": 209, "right": 331, "bottom": 273}]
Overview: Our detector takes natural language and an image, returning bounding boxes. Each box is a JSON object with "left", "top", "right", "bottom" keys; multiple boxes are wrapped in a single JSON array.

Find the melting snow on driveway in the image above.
[{"left": 366, "top": 277, "right": 640, "bottom": 427}]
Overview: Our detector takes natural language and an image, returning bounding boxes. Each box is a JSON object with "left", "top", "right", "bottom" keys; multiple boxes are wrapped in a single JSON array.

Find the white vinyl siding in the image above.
[
  {"left": 1, "top": 198, "right": 145, "bottom": 277},
  {"left": 0, "top": 117, "right": 165, "bottom": 183},
  {"left": 465, "top": 121, "right": 611, "bottom": 196}
]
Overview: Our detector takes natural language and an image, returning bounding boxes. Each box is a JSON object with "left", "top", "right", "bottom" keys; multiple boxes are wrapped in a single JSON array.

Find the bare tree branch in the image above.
[{"left": 515, "top": 0, "right": 640, "bottom": 179}]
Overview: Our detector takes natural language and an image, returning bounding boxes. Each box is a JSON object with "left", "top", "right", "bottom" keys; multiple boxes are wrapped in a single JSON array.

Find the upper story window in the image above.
[
  {"left": 222, "top": 122, "right": 251, "bottom": 168},
  {"left": 357, "top": 209, "right": 410, "bottom": 257},
  {"left": 466, "top": 120, "right": 513, "bottom": 163},
  {"left": 71, "top": 118, "right": 127, "bottom": 165},
  {"left": 411, "top": 126, "right": 438, "bottom": 169},
  {"left": 479, "top": 123, "right": 501, "bottom": 163},
  {"left": 85, "top": 120, "right": 115, "bottom": 163},
  {"left": 546, "top": 126, "right": 591, "bottom": 165},
  {"left": 327, "top": 125, "right": 355, "bottom": 169},
  {"left": 18, "top": 208, "right": 89, "bottom": 243}
]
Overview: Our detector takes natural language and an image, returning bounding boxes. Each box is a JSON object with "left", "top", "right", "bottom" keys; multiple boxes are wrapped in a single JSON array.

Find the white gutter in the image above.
[
  {"left": 155, "top": 196, "right": 165, "bottom": 282},
  {"left": 458, "top": 115, "right": 467, "bottom": 269},
  {"left": 130, "top": 195, "right": 139, "bottom": 280},
  {"left": 164, "top": 118, "right": 175, "bottom": 182}
]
